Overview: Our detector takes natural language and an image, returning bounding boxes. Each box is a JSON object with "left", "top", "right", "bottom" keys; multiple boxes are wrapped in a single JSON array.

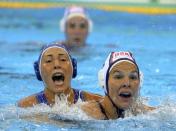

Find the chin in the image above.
[
  {"left": 52, "top": 85, "right": 67, "bottom": 94},
  {"left": 119, "top": 104, "right": 130, "bottom": 110},
  {"left": 116, "top": 100, "right": 131, "bottom": 110}
]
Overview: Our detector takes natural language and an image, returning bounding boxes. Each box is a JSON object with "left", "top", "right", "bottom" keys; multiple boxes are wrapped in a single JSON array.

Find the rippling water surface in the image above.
[{"left": 0, "top": 7, "right": 176, "bottom": 130}]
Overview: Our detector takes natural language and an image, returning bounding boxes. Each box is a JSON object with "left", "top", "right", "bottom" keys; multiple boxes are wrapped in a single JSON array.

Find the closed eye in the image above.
[
  {"left": 69, "top": 23, "right": 76, "bottom": 29},
  {"left": 129, "top": 72, "right": 139, "bottom": 80},
  {"left": 113, "top": 71, "right": 124, "bottom": 79},
  {"left": 80, "top": 23, "right": 87, "bottom": 29},
  {"left": 60, "top": 58, "right": 66, "bottom": 62},
  {"left": 59, "top": 55, "right": 68, "bottom": 62},
  {"left": 46, "top": 60, "right": 52, "bottom": 63}
]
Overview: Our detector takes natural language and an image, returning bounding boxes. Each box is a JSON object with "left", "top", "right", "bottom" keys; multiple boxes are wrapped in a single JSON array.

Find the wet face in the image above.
[
  {"left": 108, "top": 61, "right": 140, "bottom": 109},
  {"left": 65, "top": 16, "right": 88, "bottom": 46},
  {"left": 40, "top": 47, "right": 73, "bottom": 94}
]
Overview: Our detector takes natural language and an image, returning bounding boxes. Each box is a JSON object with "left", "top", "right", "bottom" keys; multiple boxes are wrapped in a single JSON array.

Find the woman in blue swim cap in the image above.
[
  {"left": 82, "top": 51, "right": 154, "bottom": 120},
  {"left": 18, "top": 43, "right": 101, "bottom": 107}
]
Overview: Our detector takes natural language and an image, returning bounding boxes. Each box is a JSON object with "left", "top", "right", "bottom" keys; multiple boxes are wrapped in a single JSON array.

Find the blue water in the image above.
[{"left": 0, "top": 7, "right": 176, "bottom": 130}]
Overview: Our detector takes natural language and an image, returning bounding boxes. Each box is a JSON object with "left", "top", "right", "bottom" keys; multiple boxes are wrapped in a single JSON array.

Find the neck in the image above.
[
  {"left": 107, "top": 95, "right": 124, "bottom": 118},
  {"left": 44, "top": 88, "right": 55, "bottom": 105},
  {"left": 44, "top": 86, "right": 75, "bottom": 105},
  {"left": 103, "top": 95, "right": 124, "bottom": 119}
]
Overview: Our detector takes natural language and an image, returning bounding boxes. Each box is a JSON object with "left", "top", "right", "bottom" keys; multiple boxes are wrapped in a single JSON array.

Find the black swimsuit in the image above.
[{"left": 98, "top": 95, "right": 124, "bottom": 120}]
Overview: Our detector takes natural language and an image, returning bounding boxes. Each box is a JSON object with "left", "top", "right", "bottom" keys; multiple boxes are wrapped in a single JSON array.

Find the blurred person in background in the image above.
[{"left": 59, "top": 6, "right": 93, "bottom": 48}]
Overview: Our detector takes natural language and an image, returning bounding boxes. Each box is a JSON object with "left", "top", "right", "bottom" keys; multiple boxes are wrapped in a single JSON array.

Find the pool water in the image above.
[{"left": 0, "top": 7, "right": 176, "bottom": 130}]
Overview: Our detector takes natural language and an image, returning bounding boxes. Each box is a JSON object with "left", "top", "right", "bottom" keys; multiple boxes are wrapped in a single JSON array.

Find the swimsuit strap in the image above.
[
  {"left": 107, "top": 95, "right": 125, "bottom": 118},
  {"left": 98, "top": 102, "right": 108, "bottom": 120},
  {"left": 36, "top": 91, "right": 49, "bottom": 105},
  {"left": 79, "top": 90, "right": 85, "bottom": 101},
  {"left": 73, "top": 88, "right": 85, "bottom": 103},
  {"left": 73, "top": 88, "right": 79, "bottom": 104}
]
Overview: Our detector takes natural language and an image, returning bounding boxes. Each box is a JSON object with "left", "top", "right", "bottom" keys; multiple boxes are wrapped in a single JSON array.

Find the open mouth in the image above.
[
  {"left": 52, "top": 73, "right": 65, "bottom": 85},
  {"left": 119, "top": 92, "right": 132, "bottom": 98},
  {"left": 74, "top": 37, "right": 81, "bottom": 43}
]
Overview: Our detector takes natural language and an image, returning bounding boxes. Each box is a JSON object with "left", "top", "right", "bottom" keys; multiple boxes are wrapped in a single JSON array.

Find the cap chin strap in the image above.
[{"left": 106, "top": 94, "right": 125, "bottom": 118}]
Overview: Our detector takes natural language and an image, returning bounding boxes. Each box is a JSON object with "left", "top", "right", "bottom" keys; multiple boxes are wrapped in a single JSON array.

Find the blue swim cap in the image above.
[{"left": 34, "top": 43, "right": 77, "bottom": 81}]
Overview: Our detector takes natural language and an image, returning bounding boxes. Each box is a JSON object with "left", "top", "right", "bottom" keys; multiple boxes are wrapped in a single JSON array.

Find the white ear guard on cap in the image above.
[
  {"left": 98, "top": 69, "right": 104, "bottom": 88},
  {"left": 98, "top": 68, "right": 108, "bottom": 94},
  {"left": 97, "top": 53, "right": 111, "bottom": 94}
]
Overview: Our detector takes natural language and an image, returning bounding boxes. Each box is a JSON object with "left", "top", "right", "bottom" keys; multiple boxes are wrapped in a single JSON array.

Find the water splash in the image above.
[{"left": 1, "top": 98, "right": 176, "bottom": 130}]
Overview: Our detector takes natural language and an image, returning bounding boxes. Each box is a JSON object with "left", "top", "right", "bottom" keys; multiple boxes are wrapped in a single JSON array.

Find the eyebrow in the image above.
[
  {"left": 45, "top": 54, "right": 52, "bottom": 57},
  {"left": 112, "top": 70, "right": 138, "bottom": 74},
  {"left": 112, "top": 70, "right": 121, "bottom": 74},
  {"left": 58, "top": 54, "right": 66, "bottom": 56},
  {"left": 131, "top": 71, "right": 138, "bottom": 73},
  {"left": 45, "top": 53, "right": 66, "bottom": 57}
]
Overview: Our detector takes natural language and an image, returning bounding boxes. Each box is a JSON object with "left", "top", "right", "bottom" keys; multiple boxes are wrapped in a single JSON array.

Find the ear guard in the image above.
[
  {"left": 34, "top": 61, "right": 42, "bottom": 81},
  {"left": 98, "top": 68, "right": 108, "bottom": 94},
  {"left": 98, "top": 69, "right": 104, "bottom": 88},
  {"left": 72, "top": 58, "right": 77, "bottom": 78},
  {"left": 33, "top": 57, "right": 77, "bottom": 81}
]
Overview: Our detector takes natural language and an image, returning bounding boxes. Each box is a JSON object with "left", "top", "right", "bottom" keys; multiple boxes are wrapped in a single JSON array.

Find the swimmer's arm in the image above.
[
  {"left": 81, "top": 101, "right": 106, "bottom": 120},
  {"left": 81, "top": 91, "right": 103, "bottom": 101},
  {"left": 18, "top": 95, "right": 38, "bottom": 108},
  {"left": 143, "top": 104, "right": 156, "bottom": 111}
]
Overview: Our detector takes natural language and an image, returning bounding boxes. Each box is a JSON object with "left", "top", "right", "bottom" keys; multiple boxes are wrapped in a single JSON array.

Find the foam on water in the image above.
[{"left": 1, "top": 98, "right": 176, "bottom": 130}]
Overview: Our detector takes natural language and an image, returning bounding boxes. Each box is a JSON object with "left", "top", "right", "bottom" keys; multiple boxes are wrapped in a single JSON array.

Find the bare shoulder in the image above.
[
  {"left": 81, "top": 91, "right": 103, "bottom": 101},
  {"left": 18, "top": 94, "right": 38, "bottom": 108},
  {"left": 81, "top": 100, "right": 105, "bottom": 120}
]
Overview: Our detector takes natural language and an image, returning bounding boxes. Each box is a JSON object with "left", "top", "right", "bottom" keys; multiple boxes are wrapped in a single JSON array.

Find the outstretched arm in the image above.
[{"left": 18, "top": 95, "right": 38, "bottom": 108}]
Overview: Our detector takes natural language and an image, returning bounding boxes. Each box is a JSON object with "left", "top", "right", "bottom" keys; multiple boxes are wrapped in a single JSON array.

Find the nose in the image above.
[
  {"left": 122, "top": 77, "right": 130, "bottom": 88},
  {"left": 54, "top": 60, "right": 60, "bottom": 69},
  {"left": 74, "top": 28, "right": 82, "bottom": 35}
]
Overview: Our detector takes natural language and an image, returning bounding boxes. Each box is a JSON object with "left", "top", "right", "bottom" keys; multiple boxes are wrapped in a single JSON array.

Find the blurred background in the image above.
[{"left": 0, "top": 0, "right": 176, "bottom": 130}]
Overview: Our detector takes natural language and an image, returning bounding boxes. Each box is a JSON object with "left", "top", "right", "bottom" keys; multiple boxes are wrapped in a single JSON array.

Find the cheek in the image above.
[
  {"left": 108, "top": 80, "right": 120, "bottom": 94},
  {"left": 65, "top": 27, "right": 73, "bottom": 35},
  {"left": 131, "top": 81, "right": 140, "bottom": 92},
  {"left": 82, "top": 32, "right": 88, "bottom": 37},
  {"left": 80, "top": 28, "right": 88, "bottom": 35},
  {"left": 64, "top": 63, "right": 73, "bottom": 74},
  {"left": 41, "top": 65, "right": 51, "bottom": 78},
  {"left": 108, "top": 79, "right": 121, "bottom": 88},
  {"left": 65, "top": 30, "right": 71, "bottom": 36}
]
